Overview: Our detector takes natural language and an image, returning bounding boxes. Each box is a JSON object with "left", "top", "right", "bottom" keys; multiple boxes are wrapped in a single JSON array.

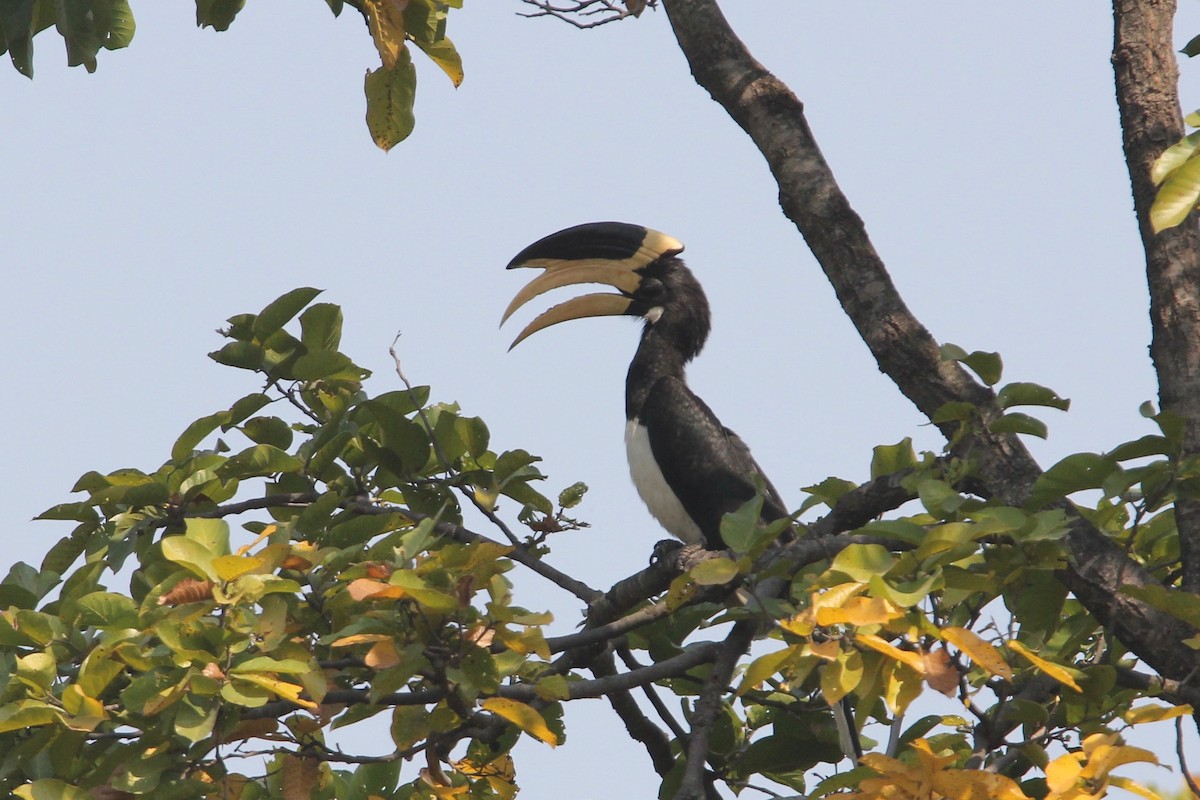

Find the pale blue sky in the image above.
[{"left": 5, "top": 3, "right": 1200, "bottom": 796}]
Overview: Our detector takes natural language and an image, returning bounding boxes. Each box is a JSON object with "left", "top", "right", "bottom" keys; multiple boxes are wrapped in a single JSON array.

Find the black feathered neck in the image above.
[{"left": 625, "top": 256, "right": 712, "bottom": 419}]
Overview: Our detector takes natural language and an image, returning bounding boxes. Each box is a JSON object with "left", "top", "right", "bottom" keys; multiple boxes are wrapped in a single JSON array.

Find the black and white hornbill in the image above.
[
  {"left": 500, "top": 221, "right": 790, "bottom": 551},
  {"left": 501, "top": 221, "right": 861, "bottom": 761}
]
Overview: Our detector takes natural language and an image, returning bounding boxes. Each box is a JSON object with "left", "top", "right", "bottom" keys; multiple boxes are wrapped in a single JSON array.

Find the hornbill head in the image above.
[{"left": 501, "top": 221, "right": 710, "bottom": 359}]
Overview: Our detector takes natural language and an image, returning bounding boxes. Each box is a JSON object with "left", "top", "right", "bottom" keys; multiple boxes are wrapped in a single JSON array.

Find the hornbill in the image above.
[
  {"left": 501, "top": 221, "right": 790, "bottom": 551},
  {"left": 501, "top": 221, "right": 862, "bottom": 763}
]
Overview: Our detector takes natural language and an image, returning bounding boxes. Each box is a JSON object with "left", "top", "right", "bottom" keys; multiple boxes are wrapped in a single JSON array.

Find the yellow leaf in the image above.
[
  {"left": 213, "top": 554, "right": 265, "bottom": 581},
  {"left": 412, "top": 34, "right": 463, "bottom": 87},
  {"left": 811, "top": 581, "right": 866, "bottom": 613},
  {"left": 1007, "top": 640, "right": 1082, "bottom": 692},
  {"left": 806, "top": 639, "right": 841, "bottom": 660},
  {"left": 689, "top": 556, "right": 740, "bottom": 586},
  {"left": 942, "top": 626, "right": 1013, "bottom": 679},
  {"left": 1123, "top": 702, "right": 1194, "bottom": 725},
  {"left": 346, "top": 578, "right": 401, "bottom": 601},
  {"left": 1108, "top": 776, "right": 1163, "bottom": 800},
  {"left": 1151, "top": 152, "right": 1200, "bottom": 232},
  {"left": 1045, "top": 752, "right": 1084, "bottom": 794},
  {"left": 819, "top": 649, "right": 863, "bottom": 704},
  {"left": 365, "top": 639, "right": 400, "bottom": 669},
  {"left": 363, "top": 0, "right": 408, "bottom": 69},
  {"left": 235, "top": 523, "right": 278, "bottom": 555},
  {"left": 331, "top": 633, "right": 390, "bottom": 647},
  {"left": 480, "top": 698, "right": 559, "bottom": 746},
  {"left": 882, "top": 660, "right": 923, "bottom": 715},
  {"left": 856, "top": 633, "right": 925, "bottom": 673},
  {"left": 816, "top": 595, "right": 903, "bottom": 626},
  {"left": 780, "top": 607, "right": 815, "bottom": 636},
  {"left": 234, "top": 674, "right": 317, "bottom": 711},
  {"left": 1080, "top": 742, "right": 1158, "bottom": 781}
]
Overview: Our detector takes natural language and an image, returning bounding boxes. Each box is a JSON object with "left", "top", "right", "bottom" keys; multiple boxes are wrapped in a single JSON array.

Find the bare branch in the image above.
[
  {"left": 590, "top": 651, "right": 677, "bottom": 776},
  {"left": 517, "top": 0, "right": 655, "bottom": 29}
]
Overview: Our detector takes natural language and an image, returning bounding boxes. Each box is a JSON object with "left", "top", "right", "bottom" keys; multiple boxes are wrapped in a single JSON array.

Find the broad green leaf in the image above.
[
  {"left": 1028, "top": 452, "right": 1116, "bottom": 508},
  {"left": 917, "top": 478, "right": 965, "bottom": 517},
  {"left": 209, "top": 341, "right": 266, "bottom": 371},
  {"left": 196, "top": 0, "right": 245, "bottom": 31},
  {"left": 1182, "top": 36, "right": 1200, "bottom": 58},
  {"left": 828, "top": 544, "right": 895, "bottom": 583},
  {"left": 74, "top": 591, "right": 139, "bottom": 628},
  {"left": 365, "top": 51, "right": 417, "bottom": 151},
  {"left": 940, "top": 344, "right": 1002, "bottom": 386},
  {"left": 988, "top": 412, "right": 1048, "bottom": 439},
  {"left": 1107, "top": 434, "right": 1172, "bottom": 461},
  {"left": 230, "top": 656, "right": 312, "bottom": 675},
  {"left": 870, "top": 438, "right": 916, "bottom": 479},
  {"left": 253, "top": 287, "right": 322, "bottom": 340},
  {"left": 292, "top": 350, "right": 354, "bottom": 380},
  {"left": 719, "top": 495, "right": 763, "bottom": 553},
  {"left": 172, "top": 411, "right": 229, "bottom": 460},
  {"left": 996, "top": 382, "right": 1069, "bottom": 411},
  {"left": 299, "top": 302, "right": 343, "bottom": 351},
  {"left": 105, "top": 0, "right": 135, "bottom": 49},
  {"left": 1121, "top": 583, "right": 1200, "bottom": 627},
  {"left": 161, "top": 537, "right": 219, "bottom": 581},
  {"left": 242, "top": 416, "right": 293, "bottom": 449},
  {"left": 218, "top": 444, "right": 302, "bottom": 479}
]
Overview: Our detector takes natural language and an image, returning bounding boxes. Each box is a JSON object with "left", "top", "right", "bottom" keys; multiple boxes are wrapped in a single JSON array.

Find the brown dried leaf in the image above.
[
  {"left": 923, "top": 647, "right": 959, "bottom": 696},
  {"left": 157, "top": 578, "right": 214, "bottom": 606}
]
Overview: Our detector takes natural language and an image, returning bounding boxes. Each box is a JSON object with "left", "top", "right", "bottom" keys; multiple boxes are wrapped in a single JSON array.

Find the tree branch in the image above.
[
  {"left": 1111, "top": 0, "right": 1200, "bottom": 594},
  {"left": 660, "top": 0, "right": 1200, "bottom": 690}
]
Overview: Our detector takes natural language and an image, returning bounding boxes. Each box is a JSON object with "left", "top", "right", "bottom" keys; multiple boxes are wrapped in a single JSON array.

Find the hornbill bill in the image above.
[
  {"left": 501, "top": 222, "right": 862, "bottom": 763},
  {"left": 500, "top": 221, "right": 790, "bottom": 551}
]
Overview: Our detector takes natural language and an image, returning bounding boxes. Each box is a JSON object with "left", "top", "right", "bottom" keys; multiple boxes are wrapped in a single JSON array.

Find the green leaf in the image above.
[
  {"left": 1121, "top": 583, "right": 1200, "bottom": 627},
  {"left": 299, "top": 302, "right": 343, "bottom": 351},
  {"left": 13, "top": 778, "right": 89, "bottom": 799},
  {"left": 292, "top": 350, "right": 354, "bottom": 380},
  {"left": 799, "top": 476, "right": 858, "bottom": 513},
  {"left": 209, "top": 341, "right": 266, "bottom": 371},
  {"left": 719, "top": 495, "right": 764, "bottom": 553},
  {"left": 365, "top": 51, "right": 417, "bottom": 151},
  {"left": 940, "top": 343, "right": 1003, "bottom": 386},
  {"left": 988, "top": 412, "right": 1049, "bottom": 439},
  {"left": 253, "top": 287, "right": 322, "bottom": 340},
  {"left": 56, "top": 0, "right": 104, "bottom": 72},
  {"left": 104, "top": 0, "right": 135, "bottom": 49},
  {"left": 557, "top": 481, "right": 588, "bottom": 509},
  {"left": 75, "top": 591, "right": 139, "bottom": 627},
  {"left": 172, "top": 411, "right": 229, "bottom": 460},
  {"left": 1028, "top": 452, "right": 1117, "bottom": 508},
  {"left": 996, "top": 382, "right": 1069, "bottom": 411},
  {"left": 218, "top": 444, "right": 302, "bottom": 479},
  {"left": 1183, "top": 35, "right": 1200, "bottom": 57},
  {"left": 242, "top": 416, "right": 293, "bottom": 449},
  {"left": 870, "top": 437, "right": 916, "bottom": 480},
  {"left": 917, "top": 478, "right": 965, "bottom": 518},
  {"left": 1107, "top": 434, "right": 1172, "bottom": 462},
  {"left": 196, "top": 0, "right": 245, "bottom": 31},
  {"left": 829, "top": 544, "right": 896, "bottom": 583}
]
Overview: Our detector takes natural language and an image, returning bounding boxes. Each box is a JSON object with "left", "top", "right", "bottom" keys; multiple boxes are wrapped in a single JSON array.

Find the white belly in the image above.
[{"left": 624, "top": 419, "right": 704, "bottom": 545}]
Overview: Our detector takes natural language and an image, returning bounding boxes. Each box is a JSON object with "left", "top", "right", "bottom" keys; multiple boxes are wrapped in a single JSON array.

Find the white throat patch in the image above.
[{"left": 643, "top": 306, "right": 664, "bottom": 324}]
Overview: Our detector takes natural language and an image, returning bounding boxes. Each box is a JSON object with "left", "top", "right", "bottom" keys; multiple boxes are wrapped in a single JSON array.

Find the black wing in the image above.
[{"left": 641, "top": 376, "right": 790, "bottom": 549}]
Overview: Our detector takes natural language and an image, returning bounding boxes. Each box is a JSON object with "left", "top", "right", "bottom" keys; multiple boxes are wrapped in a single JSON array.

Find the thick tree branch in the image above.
[
  {"left": 661, "top": 0, "right": 1200, "bottom": 688},
  {"left": 1112, "top": 0, "right": 1200, "bottom": 593}
]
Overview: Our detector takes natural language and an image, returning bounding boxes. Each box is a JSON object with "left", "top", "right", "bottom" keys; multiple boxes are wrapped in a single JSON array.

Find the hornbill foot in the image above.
[{"left": 649, "top": 539, "right": 685, "bottom": 566}]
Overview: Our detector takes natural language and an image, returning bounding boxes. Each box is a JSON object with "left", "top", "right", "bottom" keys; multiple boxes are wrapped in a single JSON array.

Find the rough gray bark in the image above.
[
  {"left": 661, "top": 0, "right": 1200, "bottom": 703},
  {"left": 1112, "top": 0, "right": 1200, "bottom": 594}
]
